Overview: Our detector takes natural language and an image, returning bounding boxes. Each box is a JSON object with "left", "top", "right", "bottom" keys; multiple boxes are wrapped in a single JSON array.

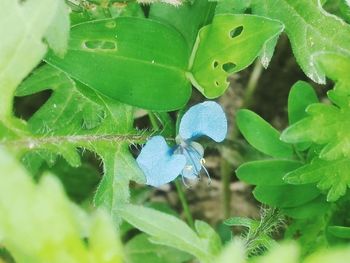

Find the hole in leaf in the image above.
[
  {"left": 230, "top": 26, "right": 244, "bottom": 38},
  {"left": 105, "top": 21, "right": 117, "bottom": 28},
  {"left": 222, "top": 62, "right": 237, "bottom": 74},
  {"left": 101, "top": 41, "right": 117, "bottom": 49},
  {"left": 215, "top": 81, "right": 219, "bottom": 87},
  {"left": 83, "top": 40, "right": 117, "bottom": 51},
  {"left": 84, "top": 40, "right": 101, "bottom": 49},
  {"left": 213, "top": 60, "right": 219, "bottom": 68}
]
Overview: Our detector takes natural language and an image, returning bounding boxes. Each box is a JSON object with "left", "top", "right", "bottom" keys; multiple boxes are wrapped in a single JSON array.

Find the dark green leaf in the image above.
[
  {"left": 236, "top": 159, "right": 302, "bottom": 185},
  {"left": 253, "top": 184, "right": 320, "bottom": 208},
  {"left": 46, "top": 17, "right": 191, "bottom": 111}
]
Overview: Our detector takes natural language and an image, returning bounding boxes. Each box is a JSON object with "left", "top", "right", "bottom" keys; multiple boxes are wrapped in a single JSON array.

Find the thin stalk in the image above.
[
  {"left": 175, "top": 179, "right": 195, "bottom": 229},
  {"left": 221, "top": 61, "right": 264, "bottom": 219}
]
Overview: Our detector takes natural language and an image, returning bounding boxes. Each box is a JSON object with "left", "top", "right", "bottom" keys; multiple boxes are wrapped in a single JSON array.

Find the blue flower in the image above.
[{"left": 137, "top": 101, "right": 227, "bottom": 187}]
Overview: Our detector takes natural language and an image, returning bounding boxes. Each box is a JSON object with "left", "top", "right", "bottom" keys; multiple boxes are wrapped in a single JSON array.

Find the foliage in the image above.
[{"left": 2, "top": 0, "right": 350, "bottom": 262}]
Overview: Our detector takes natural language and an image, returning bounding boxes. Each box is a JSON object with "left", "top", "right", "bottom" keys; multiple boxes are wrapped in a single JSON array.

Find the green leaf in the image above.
[
  {"left": 328, "top": 226, "right": 350, "bottom": 239},
  {"left": 285, "top": 158, "right": 350, "bottom": 202},
  {"left": 214, "top": 240, "right": 246, "bottom": 263},
  {"left": 0, "top": 0, "right": 69, "bottom": 118},
  {"left": 0, "top": 148, "right": 123, "bottom": 263},
  {"left": 120, "top": 204, "right": 217, "bottom": 263},
  {"left": 236, "top": 159, "right": 302, "bottom": 185},
  {"left": 251, "top": 0, "right": 350, "bottom": 84},
  {"left": 16, "top": 65, "right": 106, "bottom": 132},
  {"left": 125, "top": 234, "right": 191, "bottom": 263},
  {"left": 149, "top": 0, "right": 216, "bottom": 48},
  {"left": 288, "top": 81, "right": 319, "bottom": 125},
  {"left": 194, "top": 220, "right": 222, "bottom": 256},
  {"left": 46, "top": 17, "right": 191, "bottom": 111},
  {"left": 15, "top": 65, "right": 145, "bottom": 223},
  {"left": 189, "top": 14, "right": 283, "bottom": 98},
  {"left": 224, "top": 217, "right": 257, "bottom": 228},
  {"left": 253, "top": 184, "right": 320, "bottom": 208},
  {"left": 315, "top": 52, "right": 350, "bottom": 93},
  {"left": 236, "top": 109, "right": 294, "bottom": 158},
  {"left": 282, "top": 196, "right": 329, "bottom": 219},
  {"left": 214, "top": 0, "right": 252, "bottom": 14}
]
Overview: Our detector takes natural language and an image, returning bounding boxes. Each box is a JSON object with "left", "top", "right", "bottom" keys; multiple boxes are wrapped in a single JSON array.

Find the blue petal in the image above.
[
  {"left": 177, "top": 142, "right": 204, "bottom": 179},
  {"left": 179, "top": 101, "right": 227, "bottom": 142},
  {"left": 136, "top": 136, "right": 186, "bottom": 187}
]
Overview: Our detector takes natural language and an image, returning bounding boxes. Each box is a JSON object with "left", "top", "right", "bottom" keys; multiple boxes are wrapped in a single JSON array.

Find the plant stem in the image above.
[
  {"left": 221, "top": 61, "right": 264, "bottom": 219},
  {"left": 175, "top": 179, "right": 195, "bottom": 229}
]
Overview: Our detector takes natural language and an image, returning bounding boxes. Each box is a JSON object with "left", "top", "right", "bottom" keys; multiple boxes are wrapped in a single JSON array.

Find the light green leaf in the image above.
[
  {"left": 285, "top": 157, "right": 350, "bottom": 202},
  {"left": 236, "top": 109, "right": 294, "bottom": 158},
  {"left": 252, "top": 0, "right": 350, "bottom": 84},
  {"left": 288, "top": 81, "right": 319, "bottom": 125},
  {"left": 281, "top": 101, "right": 350, "bottom": 160},
  {"left": 236, "top": 159, "right": 302, "bottom": 185},
  {"left": 125, "top": 234, "right": 191, "bottom": 263},
  {"left": 214, "top": 240, "right": 246, "bottom": 263},
  {"left": 194, "top": 220, "right": 222, "bottom": 256},
  {"left": 120, "top": 204, "right": 217, "bottom": 263},
  {"left": 0, "top": 0, "right": 69, "bottom": 118},
  {"left": 224, "top": 217, "right": 257, "bottom": 228},
  {"left": 189, "top": 14, "right": 283, "bottom": 98},
  {"left": 0, "top": 148, "right": 123, "bottom": 263},
  {"left": 46, "top": 17, "right": 191, "bottom": 111},
  {"left": 315, "top": 52, "right": 350, "bottom": 93},
  {"left": 214, "top": 0, "right": 252, "bottom": 14}
]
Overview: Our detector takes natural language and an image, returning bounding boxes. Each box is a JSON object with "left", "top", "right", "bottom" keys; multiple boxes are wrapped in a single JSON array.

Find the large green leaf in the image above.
[
  {"left": 189, "top": 14, "right": 283, "bottom": 98},
  {"left": 0, "top": 0, "right": 69, "bottom": 119},
  {"left": 46, "top": 17, "right": 191, "bottom": 111},
  {"left": 251, "top": 0, "right": 350, "bottom": 84},
  {"left": 236, "top": 109, "right": 294, "bottom": 158}
]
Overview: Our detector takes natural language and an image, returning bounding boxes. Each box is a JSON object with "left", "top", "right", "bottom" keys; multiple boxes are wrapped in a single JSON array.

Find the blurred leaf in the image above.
[
  {"left": 252, "top": 0, "right": 350, "bottom": 84},
  {"left": 0, "top": 0, "right": 69, "bottom": 119},
  {"left": 125, "top": 234, "right": 191, "bottom": 263},
  {"left": 214, "top": 240, "right": 246, "bottom": 263},
  {"left": 195, "top": 220, "right": 222, "bottom": 256},
  {"left": 236, "top": 159, "right": 302, "bottom": 185},
  {"left": 120, "top": 204, "right": 218, "bottom": 263},
  {"left": 236, "top": 109, "right": 294, "bottom": 158},
  {"left": 328, "top": 226, "right": 350, "bottom": 239},
  {"left": 285, "top": 158, "right": 350, "bottom": 202},
  {"left": 224, "top": 217, "right": 257, "bottom": 228},
  {"left": 46, "top": 17, "right": 191, "bottom": 111},
  {"left": 0, "top": 148, "right": 123, "bottom": 263},
  {"left": 149, "top": 0, "right": 216, "bottom": 48},
  {"left": 253, "top": 184, "right": 320, "bottom": 208},
  {"left": 189, "top": 14, "right": 283, "bottom": 98}
]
